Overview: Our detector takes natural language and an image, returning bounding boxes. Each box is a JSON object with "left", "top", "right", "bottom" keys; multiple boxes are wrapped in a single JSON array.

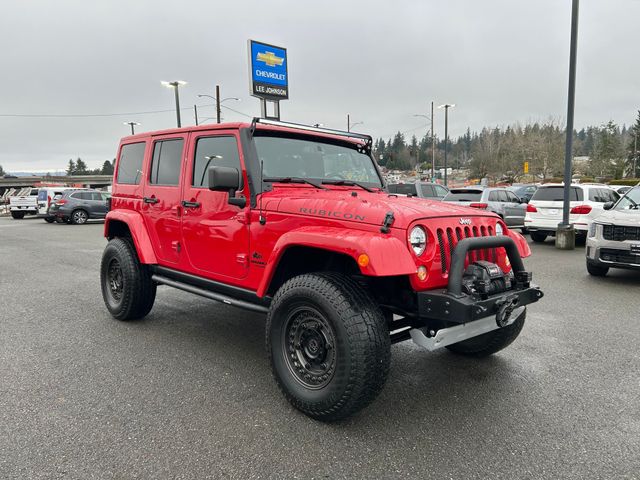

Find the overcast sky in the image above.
[{"left": 1, "top": 0, "right": 639, "bottom": 171}]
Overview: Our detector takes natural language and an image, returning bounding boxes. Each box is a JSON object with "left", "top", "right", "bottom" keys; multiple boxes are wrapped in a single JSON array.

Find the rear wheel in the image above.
[
  {"left": 71, "top": 209, "right": 89, "bottom": 225},
  {"left": 586, "top": 260, "right": 608, "bottom": 277},
  {"left": 100, "top": 238, "right": 156, "bottom": 321},
  {"left": 446, "top": 307, "right": 526, "bottom": 358},
  {"left": 530, "top": 231, "right": 547, "bottom": 243},
  {"left": 266, "top": 273, "right": 390, "bottom": 421},
  {"left": 10, "top": 211, "right": 25, "bottom": 219}
]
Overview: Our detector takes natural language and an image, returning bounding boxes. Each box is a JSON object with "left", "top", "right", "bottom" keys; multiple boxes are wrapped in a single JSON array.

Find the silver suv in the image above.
[{"left": 586, "top": 185, "right": 640, "bottom": 276}]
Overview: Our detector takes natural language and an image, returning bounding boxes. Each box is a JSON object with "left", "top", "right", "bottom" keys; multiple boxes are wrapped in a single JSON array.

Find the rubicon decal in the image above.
[{"left": 299, "top": 208, "right": 365, "bottom": 222}]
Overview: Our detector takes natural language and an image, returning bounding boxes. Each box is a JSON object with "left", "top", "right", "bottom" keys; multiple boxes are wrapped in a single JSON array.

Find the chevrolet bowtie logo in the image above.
[{"left": 256, "top": 51, "right": 284, "bottom": 67}]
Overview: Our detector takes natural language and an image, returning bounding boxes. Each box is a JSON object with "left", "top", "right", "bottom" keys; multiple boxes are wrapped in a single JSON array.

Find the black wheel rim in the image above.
[
  {"left": 282, "top": 306, "right": 337, "bottom": 390},
  {"left": 107, "top": 259, "right": 123, "bottom": 301}
]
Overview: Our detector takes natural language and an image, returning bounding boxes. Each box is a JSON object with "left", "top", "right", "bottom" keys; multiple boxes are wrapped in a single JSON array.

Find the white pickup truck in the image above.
[{"left": 9, "top": 188, "right": 39, "bottom": 219}]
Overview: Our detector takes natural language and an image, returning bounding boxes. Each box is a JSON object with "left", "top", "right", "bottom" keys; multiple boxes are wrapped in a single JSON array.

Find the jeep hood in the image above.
[
  {"left": 594, "top": 208, "right": 640, "bottom": 227},
  {"left": 261, "top": 186, "right": 497, "bottom": 229}
]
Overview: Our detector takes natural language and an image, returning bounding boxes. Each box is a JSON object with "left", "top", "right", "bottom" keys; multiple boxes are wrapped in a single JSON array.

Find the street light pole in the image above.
[
  {"left": 161, "top": 81, "right": 187, "bottom": 128},
  {"left": 194, "top": 105, "right": 199, "bottom": 126},
  {"left": 347, "top": 114, "right": 350, "bottom": 132},
  {"left": 557, "top": 0, "right": 579, "bottom": 250},
  {"left": 216, "top": 85, "right": 221, "bottom": 124},
  {"left": 438, "top": 104, "right": 455, "bottom": 186},
  {"left": 197, "top": 93, "right": 240, "bottom": 124}
]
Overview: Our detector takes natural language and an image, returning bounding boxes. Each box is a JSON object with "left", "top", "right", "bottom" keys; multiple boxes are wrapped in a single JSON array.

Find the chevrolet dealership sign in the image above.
[{"left": 248, "top": 40, "right": 288, "bottom": 99}]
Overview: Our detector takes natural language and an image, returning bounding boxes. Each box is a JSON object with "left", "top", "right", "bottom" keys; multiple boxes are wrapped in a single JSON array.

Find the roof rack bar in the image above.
[{"left": 253, "top": 117, "right": 372, "bottom": 144}]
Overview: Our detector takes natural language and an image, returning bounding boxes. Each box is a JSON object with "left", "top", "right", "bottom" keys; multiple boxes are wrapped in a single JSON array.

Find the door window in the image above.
[
  {"left": 116, "top": 142, "right": 146, "bottom": 185},
  {"left": 192, "top": 136, "right": 241, "bottom": 188},
  {"left": 90, "top": 192, "right": 103, "bottom": 201},
  {"left": 434, "top": 185, "right": 448, "bottom": 197},
  {"left": 150, "top": 139, "right": 184, "bottom": 186},
  {"left": 506, "top": 191, "right": 520, "bottom": 203},
  {"left": 489, "top": 191, "right": 500, "bottom": 202}
]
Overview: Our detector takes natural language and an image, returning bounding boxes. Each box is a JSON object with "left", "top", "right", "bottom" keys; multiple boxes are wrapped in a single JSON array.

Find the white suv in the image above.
[
  {"left": 524, "top": 184, "right": 619, "bottom": 243},
  {"left": 586, "top": 185, "right": 640, "bottom": 276}
]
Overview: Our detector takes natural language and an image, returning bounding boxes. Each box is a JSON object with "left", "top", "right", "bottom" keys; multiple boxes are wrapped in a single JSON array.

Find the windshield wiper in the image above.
[
  {"left": 263, "top": 176, "right": 327, "bottom": 190},
  {"left": 322, "top": 179, "right": 377, "bottom": 193}
]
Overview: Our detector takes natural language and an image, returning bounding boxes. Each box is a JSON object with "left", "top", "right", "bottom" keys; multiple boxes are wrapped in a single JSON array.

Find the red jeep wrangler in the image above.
[{"left": 101, "top": 119, "right": 543, "bottom": 421}]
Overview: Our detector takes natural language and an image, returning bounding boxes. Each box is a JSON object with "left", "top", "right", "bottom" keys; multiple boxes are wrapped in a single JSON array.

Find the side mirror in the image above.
[
  {"left": 208, "top": 166, "right": 246, "bottom": 208},
  {"left": 603, "top": 202, "right": 614, "bottom": 210}
]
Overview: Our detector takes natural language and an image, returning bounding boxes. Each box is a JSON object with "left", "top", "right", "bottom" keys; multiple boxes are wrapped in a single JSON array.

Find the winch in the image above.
[{"left": 460, "top": 260, "right": 512, "bottom": 298}]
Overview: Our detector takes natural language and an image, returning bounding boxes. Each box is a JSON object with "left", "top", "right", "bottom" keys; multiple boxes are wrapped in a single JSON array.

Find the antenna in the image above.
[{"left": 259, "top": 159, "right": 266, "bottom": 225}]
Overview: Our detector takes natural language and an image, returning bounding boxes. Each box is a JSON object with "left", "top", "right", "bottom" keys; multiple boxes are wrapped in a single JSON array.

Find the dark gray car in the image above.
[
  {"left": 443, "top": 187, "right": 526, "bottom": 229},
  {"left": 47, "top": 189, "right": 110, "bottom": 224}
]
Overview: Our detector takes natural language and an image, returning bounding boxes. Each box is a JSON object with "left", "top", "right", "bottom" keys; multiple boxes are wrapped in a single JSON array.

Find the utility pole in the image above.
[
  {"left": 123, "top": 122, "right": 140, "bottom": 135},
  {"left": 438, "top": 104, "right": 455, "bottom": 186},
  {"left": 194, "top": 105, "right": 199, "bottom": 126},
  {"left": 634, "top": 132, "right": 638, "bottom": 178},
  {"left": 431, "top": 101, "right": 435, "bottom": 182},
  {"left": 216, "top": 85, "right": 221, "bottom": 124},
  {"left": 557, "top": 0, "right": 579, "bottom": 250},
  {"left": 347, "top": 113, "right": 350, "bottom": 132}
]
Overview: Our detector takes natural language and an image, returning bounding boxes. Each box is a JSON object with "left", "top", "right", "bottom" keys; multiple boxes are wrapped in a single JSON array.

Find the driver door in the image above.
[{"left": 181, "top": 131, "right": 250, "bottom": 280}]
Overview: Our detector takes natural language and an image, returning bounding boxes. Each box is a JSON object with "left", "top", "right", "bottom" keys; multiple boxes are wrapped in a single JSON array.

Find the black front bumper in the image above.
[{"left": 418, "top": 236, "right": 544, "bottom": 324}]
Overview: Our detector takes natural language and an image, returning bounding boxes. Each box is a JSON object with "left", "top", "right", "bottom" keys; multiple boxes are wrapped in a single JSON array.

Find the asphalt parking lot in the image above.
[{"left": 0, "top": 215, "right": 638, "bottom": 479}]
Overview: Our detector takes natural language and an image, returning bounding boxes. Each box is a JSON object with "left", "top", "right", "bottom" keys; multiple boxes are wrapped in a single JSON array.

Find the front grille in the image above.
[
  {"left": 602, "top": 225, "right": 640, "bottom": 242},
  {"left": 436, "top": 225, "right": 495, "bottom": 273},
  {"left": 599, "top": 248, "right": 640, "bottom": 265}
]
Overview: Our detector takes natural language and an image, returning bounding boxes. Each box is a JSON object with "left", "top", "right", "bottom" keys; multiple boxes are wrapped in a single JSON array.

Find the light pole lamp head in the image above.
[
  {"left": 438, "top": 104, "right": 456, "bottom": 109},
  {"left": 161, "top": 80, "right": 187, "bottom": 88}
]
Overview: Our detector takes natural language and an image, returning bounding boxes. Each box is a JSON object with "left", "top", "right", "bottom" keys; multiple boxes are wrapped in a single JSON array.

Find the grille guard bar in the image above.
[{"left": 447, "top": 236, "right": 525, "bottom": 296}]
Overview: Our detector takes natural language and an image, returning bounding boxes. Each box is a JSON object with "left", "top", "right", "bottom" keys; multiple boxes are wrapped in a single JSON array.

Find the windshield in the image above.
[
  {"left": 615, "top": 187, "right": 640, "bottom": 210},
  {"left": 254, "top": 135, "right": 382, "bottom": 188},
  {"left": 531, "top": 186, "right": 583, "bottom": 202}
]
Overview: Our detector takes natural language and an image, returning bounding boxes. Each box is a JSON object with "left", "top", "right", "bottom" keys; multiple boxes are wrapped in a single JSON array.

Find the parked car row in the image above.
[{"left": 7, "top": 187, "right": 110, "bottom": 224}]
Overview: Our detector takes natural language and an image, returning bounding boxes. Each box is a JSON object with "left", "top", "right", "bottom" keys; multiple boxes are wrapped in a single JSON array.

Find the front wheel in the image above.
[
  {"left": 71, "top": 209, "right": 88, "bottom": 225},
  {"left": 266, "top": 273, "right": 391, "bottom": 421},
  {"left": 530, "top": 231, "right": 547, "bottom": 243},
  {"left": 586, "top": 260, "right": 608, "bottom": 277},
  {"left": 44, "top": 217, "right": 55, "bottom": 223},
  {"left": 100, "top": 238, "right": 156, "bottom": 321},
  {"left": 446, "top": 307, "right": 526, "bottom": 358}
]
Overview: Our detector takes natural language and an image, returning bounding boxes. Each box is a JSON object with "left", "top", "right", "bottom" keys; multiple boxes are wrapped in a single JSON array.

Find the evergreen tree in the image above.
[
  {"left": 0, "top": 164, "right": 5, "bottom": 176},
  {"left": 627, "top": 110, "right": 640, "bottom": 178},
  {"left": 75, "top": 158, "right": 89, "bottom": 175},
  {"left": 100, "top": 160, "right": 114, "bottom": 175},
  {"left": 66, "top": 159, "right": 76, "bottom": 176}
]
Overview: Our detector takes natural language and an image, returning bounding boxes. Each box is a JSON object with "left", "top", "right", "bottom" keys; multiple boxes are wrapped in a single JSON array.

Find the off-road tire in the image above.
[
  {"left": 10, "top": 211, "right": 25, "bottom": 219},
  {"left": 266, "top": 272, "right": 391, "bottom": 421},
  {"left": 44, "top": 217, "right": 55, "bottom": 223},
  {"left": 586, "top": 260, "right": 608, "bottom": 277},
  {"left": 71, "top": 209, "right": 89, "bottom": 225},
  {"left": 100, "top": 238, "right": 156, "bottom": 321},
  {"left": 446, "top": 307, "right": 526, "bottom": 358},
  {"left": 530, "top": 232, "right": 547, "bottom": 243}
]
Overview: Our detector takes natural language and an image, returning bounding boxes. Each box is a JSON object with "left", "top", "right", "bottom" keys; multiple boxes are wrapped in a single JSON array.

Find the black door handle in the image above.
[
  {"left": 182, "top": 200, "right": 201, "bottom": 208},
  {"left": 143, "top": 197, "right": 159, "bottom": 204}
]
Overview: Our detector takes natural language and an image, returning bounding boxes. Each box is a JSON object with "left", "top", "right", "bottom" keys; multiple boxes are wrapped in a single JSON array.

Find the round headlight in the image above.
[
  {"left": 409, "top": 226, "right": 427, "bottom": 256},
  {"left": 495, "top": 223, "right": 504, "bottom": 236}
]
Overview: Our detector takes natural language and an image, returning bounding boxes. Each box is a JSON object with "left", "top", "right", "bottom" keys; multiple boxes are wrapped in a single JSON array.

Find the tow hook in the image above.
[{"left": 495, "top": 294, "right": 519, "bottom": 328}]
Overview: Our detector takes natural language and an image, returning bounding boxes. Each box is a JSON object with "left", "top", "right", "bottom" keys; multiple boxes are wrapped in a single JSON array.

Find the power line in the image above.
[{"left": 0, "top": 102, "right": 255, "bottom": 119}]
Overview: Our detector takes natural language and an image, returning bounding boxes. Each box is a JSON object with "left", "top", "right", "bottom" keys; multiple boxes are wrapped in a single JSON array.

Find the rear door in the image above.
[
  {"left": 142, "top": 134, "right": 187, "bottom": 265},
  {"left": 504, "top": 190, "right": 526, "bottom": 227},
  {"left": 89, "top": 191, "right": 108, "bottom": 217},
  {"left": 180, "top": 131, "right": 250, "bottom": 280}
]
